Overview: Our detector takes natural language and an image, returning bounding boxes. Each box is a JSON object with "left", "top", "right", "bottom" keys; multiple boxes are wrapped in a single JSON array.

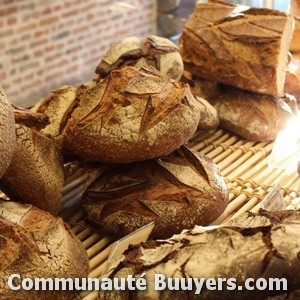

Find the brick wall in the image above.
[{"left": 0, "top": 0, "right": 156, "bottom": 106}]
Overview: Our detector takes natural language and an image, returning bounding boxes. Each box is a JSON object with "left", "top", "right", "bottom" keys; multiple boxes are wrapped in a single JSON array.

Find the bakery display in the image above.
[
  {"left": 0, "top": 0, "right": 299, "bottom": 297},
  {"left": 34, "top": 66, "right": 200, "bottom": 163},
  {"left": 95, "top": 35, "right": 184, "bottom": 81},
  {"left": 101, "top": 210, "right": 300, "bottom": 299},
  {"left": 0, "top": 86, "right": 15, "bottom": 179},
  {"left": 82, "top": 146, "right": 228, "bottom": 239},
  {"left": 0, "top": 109, "right": 65, "bottom": 215},
  {"left": 179, "top": 0, "right": 294, "bottom": 97},
  {"left": 208, "top": 85, "right": 298, "bottom": 141},
  {"left": 0, "top": 200, "right": 89, "bottom": 300}
]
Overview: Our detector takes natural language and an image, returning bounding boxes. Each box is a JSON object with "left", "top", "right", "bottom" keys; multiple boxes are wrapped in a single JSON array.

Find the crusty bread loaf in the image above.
[
  {"left": 0, "top": 86, "right": 15, "bottom": 179},
  {"left": 179, "top": 0, "right": 294, "bottom": 96},
  {"left": 0, "top": 120, "right": 65, "bottom": 215},
  {"left": 95, "top": 35, "right": 184, "bottom": 81},
  {"left": 40, "top": 66, "right": 200, "bottom": 163},
  {"left": 194, "top": 96, "right": 219, "bottom": 130},
  {"left": 285, "top": 67, "right": 300, "bottom": 101},
  {"left": 101, "top": 210, "right": 300, "bottom": 300},
  {"left": 82, "top": 146, "right": 228, "bottom": 239},
  {"left": 181, "top": 72, "right": 219, "bottom": 130},
  {"left": 0, "top": 200, "right": 89, "bottom": 300},
  {"left": 208, "top": 85, "right": 298, "bottom": 141},
  {"left": 31, "top": 85, "right": 79, "bottom": 146},
  {"left": 291, "top": 17, "right": 300, "bottom": 53}
]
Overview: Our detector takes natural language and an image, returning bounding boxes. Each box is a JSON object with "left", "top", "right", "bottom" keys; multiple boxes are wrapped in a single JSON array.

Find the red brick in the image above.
[
  {"left": 30, "top": 39, "right": 48, "bottom": 48},
  {"left": 73, "top": 25, "right": 89, "bottom": 34},
  {"left": 42, "top": 7, "right": 51, "bottom": 15},
  {"left": 0, "top": 6, "right": 17, "bottom": 17},
  {"left": 33, "top": 50, "right": 44, "bottom": 57},
  {"left": 34, "top": 30, "right": 49, "bottom": 38},
  {"left": 20, "top": 33, "right": 31, "bottom": 41},
  {"left": 0, "top": 29, "right": 13, "bottom": 38},
  {"left": 40, "top": 16, "right": 59, "bottom": 26},
  {"left": 7, "top": 17, "right": 17, "bottom": 25},
  {"left": 62, "top": 9, "right": 79, "bottom": 18},
  {"left": 18, "top": 23, "right": 36, "bottom": 33}
]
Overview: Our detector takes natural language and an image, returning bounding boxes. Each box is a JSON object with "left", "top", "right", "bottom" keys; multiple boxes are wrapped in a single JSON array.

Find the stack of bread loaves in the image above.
[
  {"left": 0, "top": 88, "right": 89, "bottom": 299},
  {"left": 180, "top": 0, "right": 298, "bottom": 141},
  {"left": 29, "top": 35, "right": 228, "bottom": 239}
]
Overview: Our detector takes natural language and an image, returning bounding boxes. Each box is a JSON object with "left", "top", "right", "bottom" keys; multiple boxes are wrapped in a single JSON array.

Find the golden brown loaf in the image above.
[
  {"left": 82, "top": 146, "right": 228, "bottom": 239},
  {"left": 34, "top": 66, "right": 200, "bottom": 163},
  {"left": 95, "top": 35, "right": 184, "bottom": 81},
  {"left": 179, "top": 0, "right": 294, "bottom": 96},
  {"left": 101, "top": 210, "right": 300, "bottom": 300},
  {"left": 0, "top": 86, "right": 15, "bottom": 179},
  {"left": 0, "top": 200, "right": 89, "bottom": 300},
  {"left": 290, "top": 17, "right": 300, "bottom": 53},
  {"left": 0, "top": 121, "right": 65, "bottom": 215},
  {"left": 194, "top": 96, "right": 219, "bottom": 130},
  {"left": 208, "top": 85, "right": 298, "bottom": 141}
]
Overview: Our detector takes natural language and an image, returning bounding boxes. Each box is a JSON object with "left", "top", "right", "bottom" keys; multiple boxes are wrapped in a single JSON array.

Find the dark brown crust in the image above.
[
  {"left": 62, "top": 66, "right": 200, "bottom": 163},
  {"left": 208, "top": 85, "right": 297, "bottom": 141},
  {"left": 13, "top": 104, "right": 50, "bottom": 130},
  {"left": 82, "top": 146, "right": 228, "bottom": 239},
  {"left": 179, "top": 1, "right": 294, "bottom": 96},
  {"left": 100, "top": 210, "right": 300, "bottom": 300},
  {"left": 0, "top": 200, "right": 89, "bottom": 300},
  {"left": 0, "top": 86, "right": 15, "bottom": 179},
  {"left": 0, "top": 124, "right": 65, "bottom": 215}
]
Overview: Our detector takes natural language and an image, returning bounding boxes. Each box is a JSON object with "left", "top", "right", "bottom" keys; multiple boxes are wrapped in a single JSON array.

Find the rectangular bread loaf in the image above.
[{"left": 179, "top": 0, "right": 294, "bottom": 97}]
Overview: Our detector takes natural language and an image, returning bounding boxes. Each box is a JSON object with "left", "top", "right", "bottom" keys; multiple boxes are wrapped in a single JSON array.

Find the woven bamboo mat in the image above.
[{"left": 59, "top": 129, "right": 300, "bottom": 300}]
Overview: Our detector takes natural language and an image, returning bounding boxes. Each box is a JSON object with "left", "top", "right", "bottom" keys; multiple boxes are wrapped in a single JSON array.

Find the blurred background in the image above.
[{"left": 0, "top": 0, "right": 290, "bottom": 106}]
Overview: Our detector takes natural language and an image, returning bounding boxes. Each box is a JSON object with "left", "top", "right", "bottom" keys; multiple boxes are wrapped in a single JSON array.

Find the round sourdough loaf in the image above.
[
  {"left": 95, "top": 35, "right": 184, "bottom": 81},
  {"left": 82, "top": 146, "right": 228, "bottom": 239},
  {"left": 0, "top": 200, "right": 89, "bottom": 300},
  {"left": 61, "top": 66, "right": 200, "bottom": 163},
  {"left": 0, "top": 86, "right": 15, "bottom": 179}
]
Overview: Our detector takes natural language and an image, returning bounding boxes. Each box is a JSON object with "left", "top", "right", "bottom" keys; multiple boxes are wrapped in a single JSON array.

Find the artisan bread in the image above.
[
  {"left": 0, "top": 200, "right": 89, "bottom": 300},
  {"left": 101, "top": 210, "right": 300, "bottom": 300},
  {"left": 290, "top": 17, "right": 300, "bottom": 53},
  {"left": 0, "top": 86, "right": 15, "bottom": 179},
  {"left": 95, "top": 35, "right": 184, "bottom": 81},
  {"left": 208, "top": 85, "right": 298, "bottom": 141},
  {"left": 179, "top": 0, "right": 294, "bottom": 96},
  {"left": 62, "top": 67, "right": 200, "bottom": 163},
  {"left": 0, "top": 110, "right": 65, "bottom": 215},
  {"left": 31, "top": 85, "right": 79, "bottom": 145},
  {"left": 82, "top": 146, "right": 228, "bottom": 239},
  {"left": 181, "top": 72, "right": 219, "bottom": 130}
]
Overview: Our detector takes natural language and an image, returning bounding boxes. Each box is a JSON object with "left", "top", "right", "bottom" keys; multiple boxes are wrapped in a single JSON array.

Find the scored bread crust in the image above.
[
  {"left": 0, "top": 123, "right": 65, "bottom": 215},
  {"left": 179, "top": 0, "right": 294, "bottom": 96},
  {"left": 0, "top": 200, "right": 89, "bottom": 300},
  {"left": 101, "top": 210, "right": 300, "bottom": 300},
  {"left": 0, "top": 86, "right": 15, "bottom": 179},
  {"left": 208, "top": 85, "right": 298, "bottom": 141},
  {"left": 61, "top": 66, "right": 200, "bottom": 163},
  {"left": 82, "top": 146, "right": 228, "bottom": 239},
  {"left": 95, "top": 35, "right": 184, "bottom": 81}
]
